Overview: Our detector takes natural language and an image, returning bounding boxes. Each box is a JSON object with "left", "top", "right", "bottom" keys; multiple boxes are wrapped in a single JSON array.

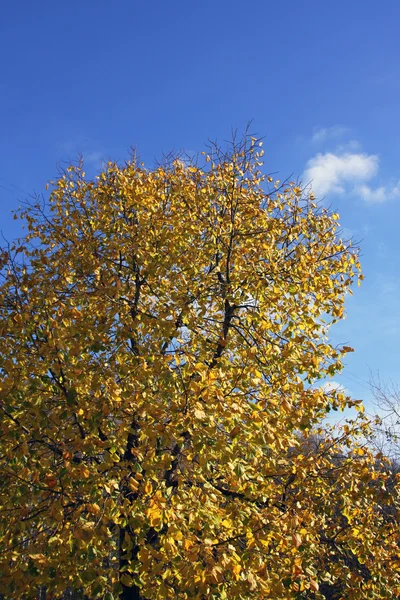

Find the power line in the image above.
[
  {"left": 0, "top": 176, "right": 30, "bottom": 198},
  {"left": 341, "top": 371, "right": 371, "bottom": 392}
]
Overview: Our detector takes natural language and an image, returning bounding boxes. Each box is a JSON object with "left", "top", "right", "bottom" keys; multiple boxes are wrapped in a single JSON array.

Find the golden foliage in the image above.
[{"left": 0, "top": 136, "right": 398, "bottom": 598}]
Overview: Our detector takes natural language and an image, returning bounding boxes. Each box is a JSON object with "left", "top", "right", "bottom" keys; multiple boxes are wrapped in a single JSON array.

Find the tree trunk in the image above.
[
  {"left": 118, "top": 415, "right": 144, "bottom": 599},
  {"left": 119, "top": 526, "right": 143, "bottom": 600},
  {"left": 120, "top": 584, "right": 143, "bottom": 600},
  {"left": 120, "top": 581, "right": 143, "bottom": 600}
]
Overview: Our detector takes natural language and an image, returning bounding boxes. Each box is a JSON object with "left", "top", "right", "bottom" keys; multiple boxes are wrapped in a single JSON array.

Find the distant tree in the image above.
[
  {"left": 0, "top": 134, "right": 399, "bottom": 599},
  {"left": 370, "top": 376, "right": 400, "bottom": 466},
  {"left": 292, "top": 431, "right": 400, "bottom": 599}
]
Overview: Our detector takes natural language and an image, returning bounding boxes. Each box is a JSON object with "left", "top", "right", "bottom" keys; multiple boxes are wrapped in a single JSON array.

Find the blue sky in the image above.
[{"left": 1, "top": 0, "right": 399, "bottom": 413}]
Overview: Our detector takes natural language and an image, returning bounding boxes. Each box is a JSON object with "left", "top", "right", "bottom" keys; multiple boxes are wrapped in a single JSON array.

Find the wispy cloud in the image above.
[
  {"left": 303, "top": 151, "right": 379, "bottom": 197},
  {"left": 311, "top": 125, "right": 349, "bottom": 145},
  {"left": 355, "top": 182, "right": 400, "bottom": 204},
  {"left": 376, "top": 241, "right": 389, "bottom": 259},
  {"left": 377, "top": 274, "right": 400, "bottom": 299},
  {"left": 85, "top": 151, "right": 103, "bottom": 164},
  {"left": 56, "top": 137, "right": 105, "bottom": 170},
  {"left": 84, "top": 151, "right": 106, "bottom": 170}
]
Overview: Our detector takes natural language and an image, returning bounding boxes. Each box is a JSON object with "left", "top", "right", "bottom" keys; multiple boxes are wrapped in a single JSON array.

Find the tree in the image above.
[
  {"left": 370, "top": 375, "right": 400, "bottom": 465},
  {"left": 0, "top": 135, "right": 399, "bottom": 599}
]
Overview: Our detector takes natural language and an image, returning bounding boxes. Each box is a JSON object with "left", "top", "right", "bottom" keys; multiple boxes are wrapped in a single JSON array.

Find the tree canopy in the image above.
[{"left": 0, "top": 136, "right": 399, "bottom": 599}]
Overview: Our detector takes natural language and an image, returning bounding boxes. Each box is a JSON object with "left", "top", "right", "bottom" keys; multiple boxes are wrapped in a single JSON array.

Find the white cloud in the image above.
[
  {"left": 303, "top": 152, "right": 379, "bottom": 197},
  {"left": 304, "top": 128, "right": 400, "bottom": 205},
  {"left": 355, "top": 182, "right": 400, "bottom": 204},
  {"left": 311, "top": 125, "right": 349, "bottom": 144},
  {"left": 334, "top": 139, "right": 362, "bottom": 153}
]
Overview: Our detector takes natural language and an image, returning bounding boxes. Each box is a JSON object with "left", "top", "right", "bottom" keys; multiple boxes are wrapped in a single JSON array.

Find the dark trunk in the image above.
[
  {"left": 119, "top": 525, "right": 143, "bottom": 600},
  {"left": 120, "top": 587, "right": 143, "bottom": 600},
  {"left": 119, "top": 417, "right": 144, "bottom": 599}
]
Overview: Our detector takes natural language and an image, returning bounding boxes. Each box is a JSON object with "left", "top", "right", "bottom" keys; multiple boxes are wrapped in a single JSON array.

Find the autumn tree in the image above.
[{"left": 0, "top": 135, "right": 399, "bottom": 599}]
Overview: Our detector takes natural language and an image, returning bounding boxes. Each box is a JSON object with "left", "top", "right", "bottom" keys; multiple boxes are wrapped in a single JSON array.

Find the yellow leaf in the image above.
[
  {"left": 146, "top": 506, "right": 163, "bottom": 528},
  {"left": 232, "top": 564, "right": 241, "bottom": 580},
  {"left": 341, "top": 345, "right": 354, "bottom": 353},
  {"left": 128, "top": 478, "right": 140, "bottom": 493},
  {"left": 120, "top": 573, "right": 133, "bottom": 586},
  {"left": 144, "top": 481, "right": 153, "bottom": 495},
  {"left": 194, "top": 408, "right": 207, "bottom": 420},
  {"left": 292, "top": 533, "right": 302, "bottom": 548},
  {"left": 87, "top": 503, "right": 101, "bottom": 515}
]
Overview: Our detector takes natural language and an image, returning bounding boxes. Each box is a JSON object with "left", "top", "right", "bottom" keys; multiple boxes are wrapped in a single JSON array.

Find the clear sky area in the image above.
[{"left": 1, "top": 0, "right": 399, "bottom": 415}]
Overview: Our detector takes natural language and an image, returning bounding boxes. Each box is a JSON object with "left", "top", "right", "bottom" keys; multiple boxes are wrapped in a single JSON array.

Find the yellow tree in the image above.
[{"left": 0, "top": 136, "right": 399, "bottom": 599}]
